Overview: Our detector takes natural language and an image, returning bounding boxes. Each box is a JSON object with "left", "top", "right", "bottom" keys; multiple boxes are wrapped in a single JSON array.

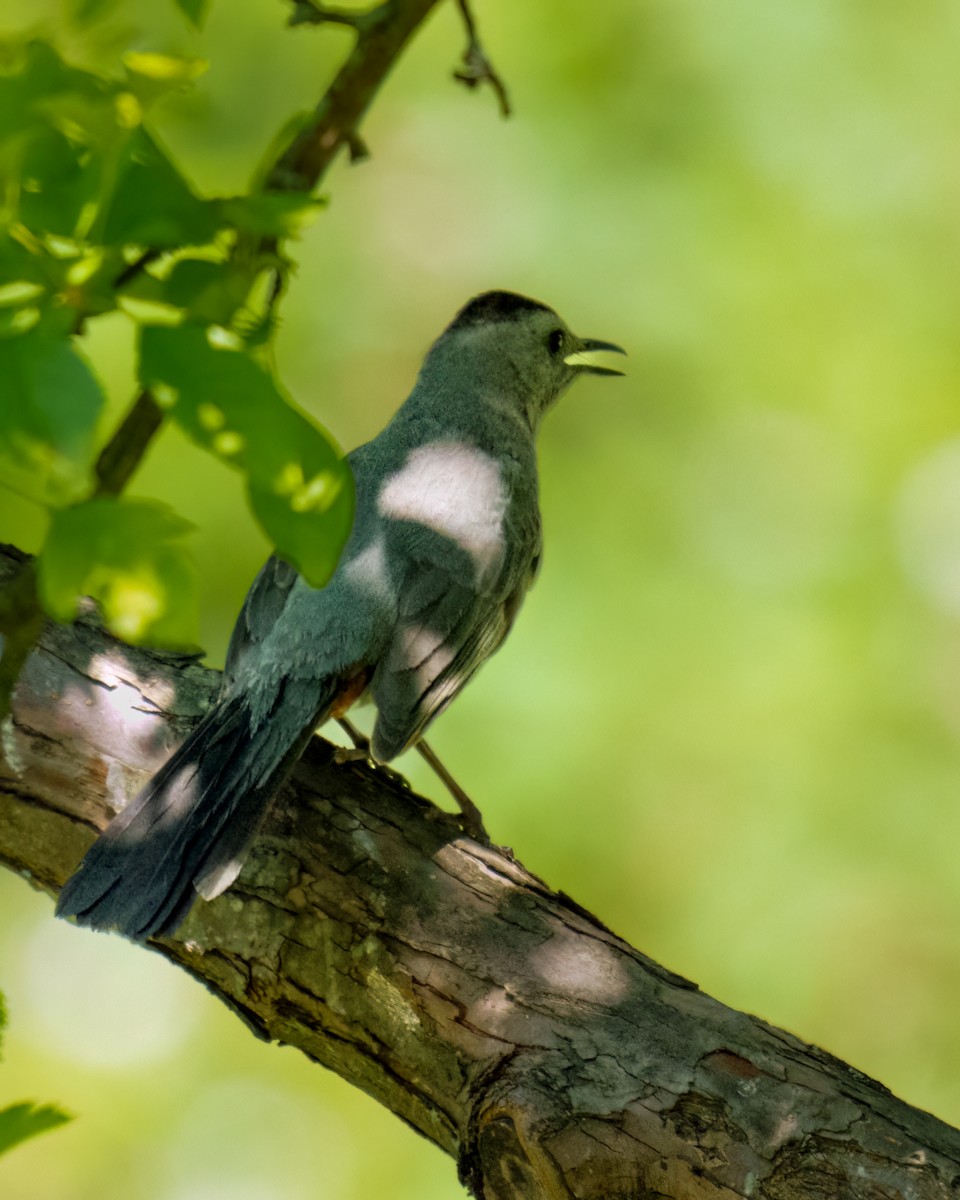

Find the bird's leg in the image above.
[
  {"left": 334, "top": 715, "right": 372, "bottom": 761},
  {"left": 335, "top": 719, "right": 488, "bottom": 842},
  {"left": 415, "top": 738, "right": 489, "bottom": 843},
  {"left": 334, "top": 717, "right": 411, "bottom": 791}
]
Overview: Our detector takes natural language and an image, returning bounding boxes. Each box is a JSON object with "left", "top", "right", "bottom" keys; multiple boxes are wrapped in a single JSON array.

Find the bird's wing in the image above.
[
  {"left": 221, "top": 554, "right": 298, "bottom": 693},
  {"left": 370, "top": 523, "right": 539, "bottom": 762}
]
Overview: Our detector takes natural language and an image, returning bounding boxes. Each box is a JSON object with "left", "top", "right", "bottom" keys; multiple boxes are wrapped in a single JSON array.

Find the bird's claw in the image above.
[{"left": 334, "top": 743, "right": 412, "bottom": 792}]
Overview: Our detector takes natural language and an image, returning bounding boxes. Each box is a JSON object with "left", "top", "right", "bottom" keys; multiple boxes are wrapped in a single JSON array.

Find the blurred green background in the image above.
[{"left": 3, "top": 0, "right": 960, "bottom": 1195}]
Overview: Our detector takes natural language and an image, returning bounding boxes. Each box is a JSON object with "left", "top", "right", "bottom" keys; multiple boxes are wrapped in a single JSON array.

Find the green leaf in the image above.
[
  {"left": 16, "top": 125, "right": 100, "bottom": 239},
  {"left": 102, "top": 129, "right": 221, "bottom": 248},
  {"left": 122, "top": 52, "right": 208, "bottom": 112},
  {"left": 0, "top": 40, "right": 104, "bottom": 148},
  {"left": 0, "top": 995, "right": 72, "bottom": 1158},
  {"left": 172, "top": 0, "right": 211, "bottom": 30},
  {"left": 0, "top": 1103, "right": 72, "bottom": 1157},
  {"left": 140, "top": 324, "right": 354, "bottom": 586},
  {"left": 160, "top": 259, "right": 251, "bottom": 324},
  {"left": 220, "top": 192, "right": 326, "bottom": 240},
  {"left": 37, "top": 497, "right": 199, "bottom": 646},
  {"left": 0, "top": 41, "right": 138, "bottom": 245},
  {"left": 0, "top": 329, "right": 106, "bottom": 502},
  {"left": 0, "top": 230, "right": 49, "bottom": 297}
]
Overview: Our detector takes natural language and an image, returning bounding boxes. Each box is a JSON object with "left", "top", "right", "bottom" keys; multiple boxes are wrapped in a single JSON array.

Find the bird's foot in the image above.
[
  {"left": 335, "top": 720, "right": 489, "bottom": 842},
  {"left": 334, "top": 720, "right": 411, "bottom": 791},
  {"left": 415, "top": 739, "right": 490, "bottom": 844},
  {"left": 332, "top": 745, "right": 369, "bottom": 765}
]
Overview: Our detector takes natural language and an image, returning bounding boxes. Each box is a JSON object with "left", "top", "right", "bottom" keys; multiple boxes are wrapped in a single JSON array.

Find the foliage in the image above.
[
  {"left": 0, "top": 991, "right": 71, "bottom": 1157},
  {"left": 0, "top": 13, "right": 352, "bottom": 647}
]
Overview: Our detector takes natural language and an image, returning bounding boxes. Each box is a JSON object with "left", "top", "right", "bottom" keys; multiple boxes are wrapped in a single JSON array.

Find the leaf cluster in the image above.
[{"left": 1, "top": 22, "right": 353, "bottom": 648}]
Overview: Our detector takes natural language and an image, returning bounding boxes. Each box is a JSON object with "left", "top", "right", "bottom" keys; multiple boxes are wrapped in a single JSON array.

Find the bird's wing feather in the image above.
[
  {"left": 222, "top": 555, "right": 298, "bottom": 692},
  {"left": 370, "top": 520, "right": 537, "bottom": 761}
]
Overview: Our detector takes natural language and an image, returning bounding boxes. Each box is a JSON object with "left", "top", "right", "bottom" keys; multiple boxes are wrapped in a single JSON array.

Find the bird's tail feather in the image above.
[{"left": 56, "top": 688, "right": 327, "bottom": 940}]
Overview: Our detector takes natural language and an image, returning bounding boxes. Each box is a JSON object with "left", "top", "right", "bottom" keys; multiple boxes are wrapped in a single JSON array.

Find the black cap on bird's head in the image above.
[
  {"left": 448, "top": 290, "right": 556, "bottom": 331},
  {"left": 446, "top": 290, "right": 626, "bottom": 375}
]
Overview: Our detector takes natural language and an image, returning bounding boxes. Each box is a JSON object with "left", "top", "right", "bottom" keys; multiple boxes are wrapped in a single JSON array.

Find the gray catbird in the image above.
[{"left": 56, "top": 291, "right": 625, "bottom": 940}]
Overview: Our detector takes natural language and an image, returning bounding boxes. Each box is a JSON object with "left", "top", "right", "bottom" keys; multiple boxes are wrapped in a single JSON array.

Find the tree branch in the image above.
[
  {"left": 2, "top": 542, "right": 959, "bottom": 1200},
  {"left": 271, "top": 0, "right": 444, "bottom": 193},
  {"left": 93, "top": 390, "right": 166, "bottom": 497}
]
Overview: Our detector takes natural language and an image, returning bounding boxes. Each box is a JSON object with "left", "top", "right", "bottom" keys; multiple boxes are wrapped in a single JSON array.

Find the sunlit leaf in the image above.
[
  {"left": 0, "top": 1104, "right": 72, "bottom": 1158},
  {"left": 123, "top": 53, "right": 209, "bottom": 111},
  {"left": 0, "top": 42, "right": 137, "bottom": 244},
  {"left": 140, "top": 324, "right": 354, "bottom": 586},
  {"left": 38, "top": 497, "right": 199, "bottom": 646},
  {"left": 0, "top": 329, "right": 105, "bottom": 501}
]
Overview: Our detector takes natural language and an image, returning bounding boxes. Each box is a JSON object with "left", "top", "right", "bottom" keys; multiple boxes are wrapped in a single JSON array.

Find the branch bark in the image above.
[{"left": 2, "top": 542, "right": 959, "bottom": 1199}]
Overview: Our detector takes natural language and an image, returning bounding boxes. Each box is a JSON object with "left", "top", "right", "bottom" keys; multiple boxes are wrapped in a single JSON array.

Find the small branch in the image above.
[
  {"left": 113, "top": 249, "right": 160, "bottom": 291},
  {"left": 272, "top": 0, "right": 443, "bottom": 194},
  {"left": 94, "top": 391, "right": 165, "bottom": 497},
  {"left": 453, "top": 0, "right": 511, "bottom": 118}
]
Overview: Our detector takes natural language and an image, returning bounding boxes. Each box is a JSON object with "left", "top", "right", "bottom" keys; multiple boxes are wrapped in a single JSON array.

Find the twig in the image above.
[
  {"left": 113, "top": 249, "right": 160, "bottom": 291},
  {"left": 94, "top": 391, "right": 166, "bottom": 497},
  {"left": 453, "top": 0, "right": 511, "bottom": 118}
]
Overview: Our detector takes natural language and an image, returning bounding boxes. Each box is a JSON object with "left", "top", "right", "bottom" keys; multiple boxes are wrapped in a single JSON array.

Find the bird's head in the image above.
[{"left": 427, "top": 290, "right": 626, "bottom": 431}]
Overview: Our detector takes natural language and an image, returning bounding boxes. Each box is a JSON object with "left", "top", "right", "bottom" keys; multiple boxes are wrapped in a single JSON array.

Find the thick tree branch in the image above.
[{"left": 2, "top": 542, "right": 959, "bottom": 1200}]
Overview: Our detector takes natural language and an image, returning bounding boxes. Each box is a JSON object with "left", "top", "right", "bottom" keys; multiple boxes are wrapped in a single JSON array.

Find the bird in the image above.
[{"left": 56, "top": 290, "right": 625, "bottom": 940}]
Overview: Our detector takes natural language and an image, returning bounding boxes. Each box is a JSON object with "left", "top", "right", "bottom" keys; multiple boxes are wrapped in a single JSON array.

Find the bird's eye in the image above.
[{"left": 547, "top": 329, "right": 566, "bottom": 355}]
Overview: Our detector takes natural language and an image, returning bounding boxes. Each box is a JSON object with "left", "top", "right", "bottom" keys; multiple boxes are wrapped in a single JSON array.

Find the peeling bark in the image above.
[{"left": 2, "top": 546, "right": 960, "bottom": 1199}]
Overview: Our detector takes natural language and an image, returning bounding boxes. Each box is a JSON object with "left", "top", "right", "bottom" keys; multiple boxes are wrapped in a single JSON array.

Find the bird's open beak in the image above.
[{"left": 564, "top": 337, "right": 627, "bottom": 376}]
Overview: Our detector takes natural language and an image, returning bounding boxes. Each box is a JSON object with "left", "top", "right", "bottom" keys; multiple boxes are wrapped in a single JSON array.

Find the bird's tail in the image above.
[{"left": 56, "top": 687, "right": 330, "bottom": 940}]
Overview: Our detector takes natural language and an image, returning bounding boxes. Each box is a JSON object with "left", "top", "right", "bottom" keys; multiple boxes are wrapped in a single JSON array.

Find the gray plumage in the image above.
[{"left": 56, "top": 291, "right": 624, "bottom": 939}]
